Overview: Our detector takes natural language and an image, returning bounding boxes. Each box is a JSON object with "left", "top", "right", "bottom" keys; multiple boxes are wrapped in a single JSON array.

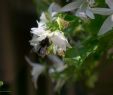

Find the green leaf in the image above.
[{"left": 0, "top": 81, "right": 3, "bottom": 86}]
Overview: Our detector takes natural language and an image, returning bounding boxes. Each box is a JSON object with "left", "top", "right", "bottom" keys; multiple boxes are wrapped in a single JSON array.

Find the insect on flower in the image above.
[{"left": 37, "top": 37, "right": 50, "bottom": 57}]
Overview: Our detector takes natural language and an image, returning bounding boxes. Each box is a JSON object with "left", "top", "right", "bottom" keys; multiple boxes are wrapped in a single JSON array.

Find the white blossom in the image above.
[
  {"left": 30, "top": 20, "right": 70, "bottom": 54},
  {"left": 48, "top": 55, "right": 67, "bottom": 73},
  {"left": 47, "top": 55, "right": 67, "bottom": 91},
  {"left": 49, "top": 31, "right": 71, "bottom": 53},
  {"left": 26, "top": 55, "right": 67, "bottom": 89},
  {"left": 48, "top": 2, "right": 61, "bottom": 17},
  {"left": 30, "top": 20, "right": 49, "bottom": 52},
  {"left": 31, "top": 21, "right": 46, "bottom": 36},
  {"left": 30, "top": 22, "right": 70, "bottom": 54},
  {"left": 92, "top": 0, "right": 113, "bottom": 35},
  {"left": 30, "top": 3, "right": 70, "bottom": 55},
  {"left": 59, "top": 0, "right": 95, "bottom": 19},
  {"left": 25, "top": 57, "right": 45, "bottom": 88}
]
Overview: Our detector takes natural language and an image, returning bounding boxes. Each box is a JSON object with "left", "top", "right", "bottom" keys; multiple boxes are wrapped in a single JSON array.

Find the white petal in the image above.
[
  {"left": 48, "top": 2, "right": 61, "bottom": 13},
  {"left": 37, "top": 34, "right": 48, "bottom": 41},
  {"left": 92, "top": 8, "right": 113, "bottom": 15},
  {"left": 30, "top": 21, "right": 46, "bottom": 36},
  {"left": 86, "top": 9, "right": 95, "bottom": 19},
  {"left": 31, "top": 64, "right": 45, "bottom": 88},
  {"left": 49, "top": 31, "right": 70, "bottom": 51},
  {"left": 31, "top": 27, "right": 45, "bottom": 36},
  {"left": 36, "top": 20, "right": 46, "bottom": 28},
  {"left": 48, "top": 55, "right": 67, "bottom": 72},
  {"left": 60, "top": 0, "right": 82, "bottom": 12},
  {"left": 31, "top": 34, "right": 47, "bottom": 42},
  {"left": 98, "top": 15, "right": 113, "bottom": 35},
  {"left": 105, "top": 0, "right": 113, "bottom": 9},
  {"left": 25, "top": 57, "right": 45, "bottom": 88},
  {"left": 76, "top": 9, "right": 87, "bottom": 18},
  {"left": 40, "top": 12, "right": 48, "bottom": 23}
]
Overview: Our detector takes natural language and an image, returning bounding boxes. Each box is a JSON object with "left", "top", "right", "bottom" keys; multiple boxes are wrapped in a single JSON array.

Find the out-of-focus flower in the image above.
[
  {"left": 25, "top": 57, "right": 45, "bottom": 88},
  {"left": 48, "top": 55, "right": 67, "bottom": 73},
  {"left": 48, "top": 2, "right": 61, "bottom": 18},
  {"left": 47, "top": 55, "right": 67, "bottom": 91},
  {"left": 59, "top": 0, "right": 95, "bottom": 19},
  {"left": 92, "top": 0, "right": 113, "bottom": 35},
  {"left": 25, "top": 55, "right": 67, "bottom": 89}
]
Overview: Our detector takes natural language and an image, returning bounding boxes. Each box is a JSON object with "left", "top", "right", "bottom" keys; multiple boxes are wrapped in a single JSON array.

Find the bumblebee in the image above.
[{"left": 37, "top": 37, "right": 50, "bottom": 57}]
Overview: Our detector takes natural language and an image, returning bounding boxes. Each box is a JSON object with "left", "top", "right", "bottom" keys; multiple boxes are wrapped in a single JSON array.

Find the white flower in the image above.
[
  {"left": 30, "top": 19, "right": 70, "bottom": 54},
  {"left": 25, "top": 55, "right": 67, "bottom": 90},
  {"left": 30, "top": 22, "right": 70, "bottom": 54},
  {"left": 39, "top": 3, "right": 61, "bottom": 23},
  {"left": 30, "top": 4, "right": 70, "bottom": 55},
  {"left": 49, "top": 31, "right": 71, "bottom": 53},
  {"left": 30, "top": 20, "right": 49, "bottom": 51},
  {"left": 92, "top": 0, "right": 113, "bottom": 35},
  {"left": 48, "top": 2, "right": 61, "bottom": 17},
  {"left": 31, "top": 21, "right": 46, "bottom": 36},
  {"left": 25, "top": 57, "right": 45, "bottom": 88},
  {"left": 48, "top": 55, "right": 67, "bottom": 73},
  {"left": 59, "top": 0, "right": 95, "bottom": 19},
  {"left": 47, "top": 55, "right": 67, "bottom": 91},
  {"left": 40, "top": 12, "right": 49, "bottom": 24}
]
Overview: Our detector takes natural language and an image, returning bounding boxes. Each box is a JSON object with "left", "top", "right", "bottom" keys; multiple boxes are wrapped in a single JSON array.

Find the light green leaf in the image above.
[{"left": 0, "top": 81, "right": 3, "bottom": 86}]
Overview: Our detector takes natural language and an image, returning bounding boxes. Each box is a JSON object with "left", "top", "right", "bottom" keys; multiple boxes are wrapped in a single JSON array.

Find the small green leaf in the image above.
[{"left": 0, "top": 81, "right": 3, "bottom": 86}]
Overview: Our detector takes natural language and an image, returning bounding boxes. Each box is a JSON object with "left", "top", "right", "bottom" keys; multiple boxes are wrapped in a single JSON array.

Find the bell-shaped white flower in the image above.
[
  {"left": 59, "top": 0, "right": 95, "bottom": 19},
  {"left": 49, "top": 31, "right": 71, "bottom": 53},
  {"left": 25, "top": 57, "right": 45, "bottom": 88}
]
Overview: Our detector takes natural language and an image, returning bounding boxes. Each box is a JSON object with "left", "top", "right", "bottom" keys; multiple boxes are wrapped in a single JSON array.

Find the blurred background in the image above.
[{"left": 0, "top": 0, "right": 113, "bottom": 95}]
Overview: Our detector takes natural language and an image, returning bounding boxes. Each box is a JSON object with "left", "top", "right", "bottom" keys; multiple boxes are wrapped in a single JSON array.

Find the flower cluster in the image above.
[
  {"left": 28, "top": 3, "right": 70, "bottom": 89},
  {"left": 30, "top": 12, "right": 71, "bottom": 57}
]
